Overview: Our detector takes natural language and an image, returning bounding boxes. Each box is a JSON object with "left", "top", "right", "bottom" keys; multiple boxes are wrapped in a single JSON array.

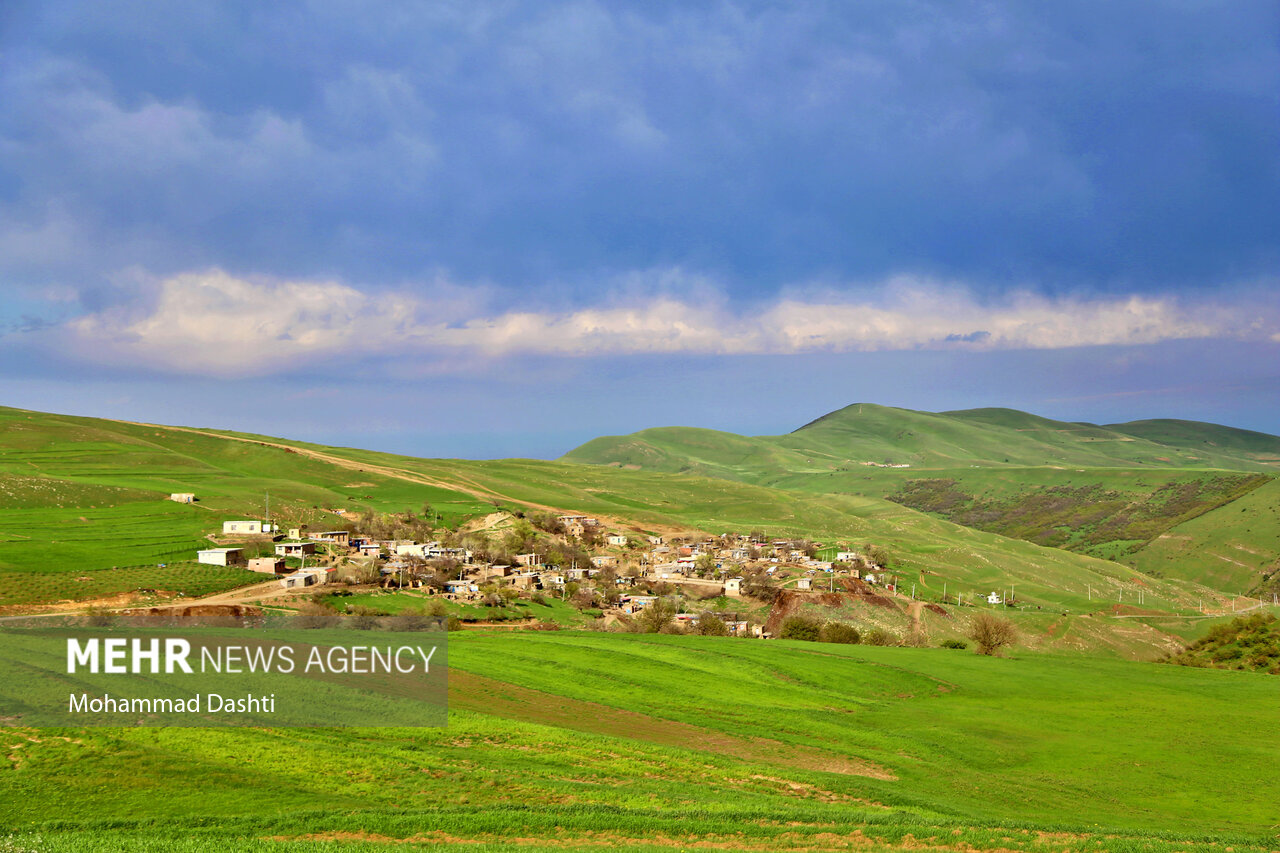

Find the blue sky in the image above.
[{"left": 1, "top": 1, "right": 1277, "bottom": 457}]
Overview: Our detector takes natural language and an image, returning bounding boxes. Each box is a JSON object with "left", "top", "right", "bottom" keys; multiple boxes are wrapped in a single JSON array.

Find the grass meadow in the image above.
[{"left": 2, "top": 630, "right": 1277, "bottom": 850}]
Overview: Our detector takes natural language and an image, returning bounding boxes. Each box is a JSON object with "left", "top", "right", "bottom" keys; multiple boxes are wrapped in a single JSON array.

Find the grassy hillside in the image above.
[
  {"left": 563, "top": 404, "right": 1280, "bottom": 594},
  {"left": 1109, "top": 418, "right": 1280, "bottom": 464},
  {"left": 1163, "top": 612, "right": 1280, "bottom": 673},
  {"left": 1123, "top": 477, "right": 1280, "bottom": 592},
  {"left": 270, "top": 442, "right": 1225, "bottom": 623},
  {"left": 0, "top": 406, "right": 495, "bottom": 605},
  {"left": 569, "top": 404, "right": 1280, "bottom": 473},
  {"left": 3, "top": 631, "right": 1279, "bottom": 850},
  {"left": 0, "top": 405, "right": 1238, "bottom": 657}
]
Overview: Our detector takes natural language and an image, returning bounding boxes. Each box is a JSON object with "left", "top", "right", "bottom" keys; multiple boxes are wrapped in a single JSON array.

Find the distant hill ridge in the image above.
[{"left": 564, "top": 403, "right": 1280, "bottom": 475}]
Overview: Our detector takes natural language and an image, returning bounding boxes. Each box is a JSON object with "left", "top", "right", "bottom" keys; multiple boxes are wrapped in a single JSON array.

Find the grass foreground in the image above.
[{"left": 3, "top": 630, "right": 1278, "bottom": 851}]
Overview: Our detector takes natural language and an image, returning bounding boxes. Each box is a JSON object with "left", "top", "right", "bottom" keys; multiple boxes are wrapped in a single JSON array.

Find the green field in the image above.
[
  {"left": 0, "top": 405, "right": 1254, "bottom": 656},
  {"left": 2, "top": 404, "right": 1279, "bottom": 850},
  {"left": 319, "top": 588, "right": 598, "bottom": 626},
  {"left": 3, "top": 630, "right": 1279, "bottom": 850}
]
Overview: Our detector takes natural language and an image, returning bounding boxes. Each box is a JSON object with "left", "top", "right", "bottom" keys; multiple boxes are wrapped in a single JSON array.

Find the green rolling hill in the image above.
[
  {"left": 3, "top": 405, "right": 1280, "bottom": 851},
  {"left": 568, "top": 403, "right": 1280, "bottom": 473},
  {"left": 0, "top": 403, "right": 1243, "bottom": 658},
  {"left": 563, "top": 404, "right": 1280, "bottom": 594}
]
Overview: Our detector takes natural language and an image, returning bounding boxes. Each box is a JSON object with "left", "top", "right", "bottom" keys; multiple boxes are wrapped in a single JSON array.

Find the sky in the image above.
[{"left": 1, "top": 1, "right": 1277, "bottom": 458}]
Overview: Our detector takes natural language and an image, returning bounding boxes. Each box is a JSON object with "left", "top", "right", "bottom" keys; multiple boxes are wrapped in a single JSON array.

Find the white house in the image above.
[
  {"left": 280, "top": 567, "right": 332, "bottom": 589},
  {"left": 275, "top": 541, "right": 317, "bottom": 557},
  {"left": 835, "top": 551, "right": 858, "bottom": 562},
  {"left": 724, "top": 577, "right": 744, "bottom": 596},
  {"left": 395, "top": 541, "right": 470, "bottom": 561},
  {"left": 197, "top": 547, "right": 243, "bottom": 566},
  {"left": 223, "top": 520, "right": 264, "bottom": 535},
  {"left": 169, "top": 493, "right": 196, "bottom": 503},
  {"left": 987, "top": 592, "right": 1003, "bottom": 605},
  {"left": 796, "top": 577, "right": 812, "bottom": 590},
  {"left": 606, "top": 533, "right": 628, "bottom": 546}
]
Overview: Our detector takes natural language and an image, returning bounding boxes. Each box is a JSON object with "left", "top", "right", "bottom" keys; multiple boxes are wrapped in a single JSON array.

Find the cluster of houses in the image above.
[{"left": 189, "top": 506, "right": 895, "bottom": 620}]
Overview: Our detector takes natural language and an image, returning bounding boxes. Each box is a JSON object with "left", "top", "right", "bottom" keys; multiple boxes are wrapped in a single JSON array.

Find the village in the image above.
[{"left": 175, "top": 491, "right": 959, "bottom": 636}]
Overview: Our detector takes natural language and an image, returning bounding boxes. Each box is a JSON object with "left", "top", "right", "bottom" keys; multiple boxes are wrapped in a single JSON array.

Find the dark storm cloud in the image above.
[{"left": 1, "top": 1, "right": 1276, "bottom": 300}]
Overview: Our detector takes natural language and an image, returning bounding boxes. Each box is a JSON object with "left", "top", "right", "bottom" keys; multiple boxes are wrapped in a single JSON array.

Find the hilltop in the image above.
[
  {"left": 567, "top": 403, "right": 1280, "bottom": 473},
  {"left": 564, "top": 404, "right": 1280, "bottom": 594}
]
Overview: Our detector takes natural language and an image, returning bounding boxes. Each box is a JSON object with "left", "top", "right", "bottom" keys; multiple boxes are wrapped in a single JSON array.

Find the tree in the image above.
[
  {"left": 388, "top": 606, "right": 435, "bottom": 632},
  {"left": 347, "top": 606, "right": 379, "bottom": 630},
  {"left": 779, "top": 616, "right": 822, "bottom": 642},
  {"left": 637, "top": 598, "right": 678, "bottom": 633},
  {"left": 695, "top": 614, "right": 730, "bottom": 636},
  {"left": 84, "top": 607, "right": 116, "bottom": 627},
  {"left": 293, "top": 602, "right": 342, "bottom": 629},
  {"left": 968, "top": 612, "right": 1018, "bottom": 655},
  {"left": 694, "top": 553, "right": 716, "bottom": 577}
]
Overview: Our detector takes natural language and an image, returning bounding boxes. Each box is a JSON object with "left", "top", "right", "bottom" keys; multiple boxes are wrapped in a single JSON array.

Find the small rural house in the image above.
[
  {"left": 223, "top": 520, "right": 265, "bottom": 535},
  {"left": 835, "top": 551, "right": 858, "bottom": 562},
  {"left": 280, "top": 567, "right": 333, "bottom": 589},
  {"left": 197, "top": 547, "right": 244, "bottom": 566},
  {"left": 275, "top": 541, "right": 317, "bottom": 557},
  {"left": 606, "top": 533, "right": 628, "bottom": 546},
  {"left": 314, "top": 531, "right": 351, "bottom": 547},
  {"left": 621, "top": 595, "right": 658, "bottom": 613},
  {"left": 247, "top": 556, "right": 287, "bottom": 575},
  {"left": 796, "top": 577, "right": 812, "bottom": 590},
  {"left": 169, "top": 493, "right": 196, "bottom": 503},
  {"left": 724, "top": 577, "right": 744, "bottom": 596},
  {"left": 987, "top": 592, "right": 1003, "bottom": 605}
]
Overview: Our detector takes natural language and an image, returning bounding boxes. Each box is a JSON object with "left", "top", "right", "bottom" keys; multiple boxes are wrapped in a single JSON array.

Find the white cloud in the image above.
[{"left": 33, "top": 269, "right": 1279, "bottom": 377}]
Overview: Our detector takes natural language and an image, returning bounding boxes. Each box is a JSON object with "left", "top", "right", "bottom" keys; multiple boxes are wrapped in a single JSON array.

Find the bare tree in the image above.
[
  {"left": 968, "top": 612, "right": 1018, "bottom": 655},
  {"left": 293, "top": 602, "right": 342, "bottom": 629}
]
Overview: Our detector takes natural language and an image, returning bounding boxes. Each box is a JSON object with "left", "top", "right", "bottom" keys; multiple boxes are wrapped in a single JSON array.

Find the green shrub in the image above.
[
  {"left": 779, "top": 616, "right": 821, "bottom": 642},
  {"left": 293, "top": 602, "right": 342, "bottom": 629},
  {"left": 941, "top": 638, "right": 969, "bottom": 649},
  {"left": 346, "top": 605, "right": 379, "bottom": 630},
  {"left": 863, "top": 629, "right": 897, "bottom": 646},
  {"left": 696, "top": 614, "right": 730, "bottom": 636},
  {"left": 819, "top": 622, "right": 860, "bottom": 644},
  {"left": 388, "top": 606, "right": 436, "bottom": 632}
]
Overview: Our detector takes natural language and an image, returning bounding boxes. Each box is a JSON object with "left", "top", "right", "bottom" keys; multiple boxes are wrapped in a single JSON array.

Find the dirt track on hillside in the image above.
[{"left": 112, "top": 419, "right": 658, "bottom": 534}]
